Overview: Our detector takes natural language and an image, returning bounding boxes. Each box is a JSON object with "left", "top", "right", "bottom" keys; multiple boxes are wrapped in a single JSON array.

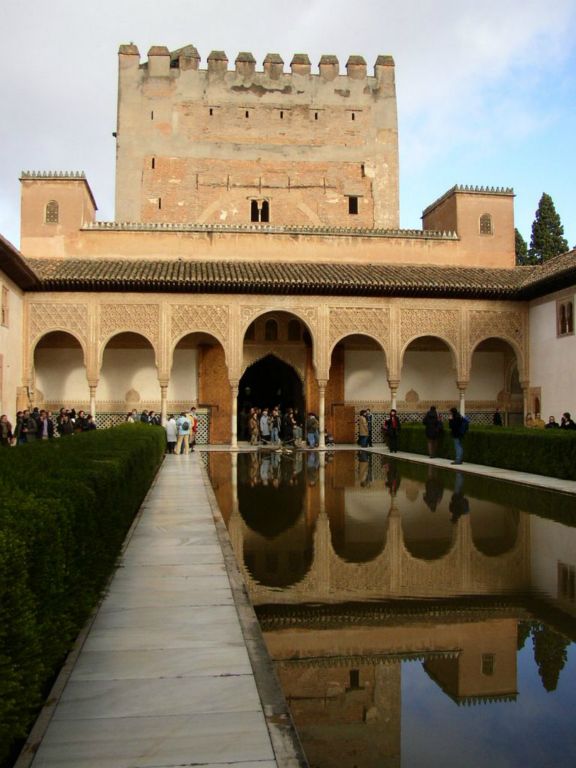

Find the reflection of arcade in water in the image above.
[{"left": 207, "top": 451, "right": 576, "bottom": 768}]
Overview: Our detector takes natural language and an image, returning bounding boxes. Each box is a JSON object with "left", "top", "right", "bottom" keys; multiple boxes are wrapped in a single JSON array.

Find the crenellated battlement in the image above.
[
  {"left": 118, "top": 43, "right": 394, "bottom": 82},
  {"left": 422, "top": 185, "right": 515, "bottom": 218},
  {"left": 20, "top": 171, "right": 87, "bottom": 180}
]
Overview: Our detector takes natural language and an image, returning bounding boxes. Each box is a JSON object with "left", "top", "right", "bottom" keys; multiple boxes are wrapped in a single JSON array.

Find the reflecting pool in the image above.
[{"left": 207, "top": 450, "right": 576, "bottom": 768}]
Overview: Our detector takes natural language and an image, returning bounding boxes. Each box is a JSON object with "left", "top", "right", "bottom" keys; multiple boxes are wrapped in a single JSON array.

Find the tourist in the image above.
[
  {"left": 270, "top": 407, "right": 281, "bottom": 445},
  {"left": 57, "top": 413, "right": 74, "bottom": 436},
  {"left": 38, "top": 410, "right": 54, "bottom": 440},
  {"left": 525, "top": 412, "right": 535, "bottom": 428},
  {"left": 165, "top": 414, "right": 177, "bottom": 453},
  {"left": 560, "top": 412, "right": 576, "bottom": 430},
  {"left": 532, "top": 413, "right": 545, "bottom": 429},
  {"left": 260, "top": 408, "right": 271, "bottom": 444},
  {"left": 448, "top": 407, "right": 466, "bottom": 465},
  {"left": 85, "top": 414, "right": 97, "bottom": 430},
  {"left": 74, "top": 409, "right": 88, "bottom": 432},
  {"left": 249, "top": 407, "right": 259, "bottom": 445},
  {"left": 492, "top": 407, "right": 503, "bottom": 426},
  {"left": 188, "top": 407, "right": 198, "bottom": 451},
  {"left": 175, "top": 412, "right": 191, "bottom": 454},
  {"left": 21, "top": 409, "right": 38, "bottom": 443},
  {"left": 365, "top": 408, "right": 373, "bottom": 447},
  {"left": 545, "top": 415, "right": 560, "bottom": 429},
  {"left": 385, "top": 409, "right": 401, "bottom": 454},
  {"left": 306, "top": 412, "right": 319, "bottom": 448},
  {"left": 0, "top": 414, "right": 13, "bottom": 447},
  {"left": 422, "top": 405, "right": 443, "bottom": 458},
  {"left": 358, "top": 409, "right": 369, "bottom": 448}
]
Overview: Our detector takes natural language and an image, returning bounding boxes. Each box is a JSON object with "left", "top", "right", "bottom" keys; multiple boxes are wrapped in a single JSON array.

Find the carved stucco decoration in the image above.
[
  {"left": 30, "top": 303, "right": 88, "bottom": 348},
  {"left": 329, "top": 307, "right": 390, "bottom": 348},
  {"left": 469, "top": 310, "right": 524, "bottom": 353},
  {"left": 242, "top": 345, "right": 307, "bottom": 380},
  {"left": 170, "top": 304, "right": 229, "bottom": 344},
  {"left": 400, "top": 308, "right": 459, "bottom": 352},
  {"left": 99, "top": 304, "right": 160, "bottom": 344},
  {"left": 240, "top": 305, "right": 318, "bottom": 336}
]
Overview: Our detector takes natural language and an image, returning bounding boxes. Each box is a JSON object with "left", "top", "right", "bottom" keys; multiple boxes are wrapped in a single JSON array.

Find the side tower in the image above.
[{"left": 115, "top": 45, "right": 399, "bottom": 229}]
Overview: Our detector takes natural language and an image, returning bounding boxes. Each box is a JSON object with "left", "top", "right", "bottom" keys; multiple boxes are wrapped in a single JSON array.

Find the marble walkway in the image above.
[{"left": 21, "top": 454, "right": 303, "bottom": 768}]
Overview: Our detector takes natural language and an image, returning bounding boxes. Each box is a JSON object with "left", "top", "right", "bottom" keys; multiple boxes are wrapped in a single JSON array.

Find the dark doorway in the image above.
[{"left": 238, "top": 354, "right": 304, "bottom": 440}]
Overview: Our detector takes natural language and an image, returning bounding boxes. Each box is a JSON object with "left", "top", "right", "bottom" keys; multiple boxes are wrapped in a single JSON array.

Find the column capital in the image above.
[
  {"left": 456, "top": 380, "right": 469, "bottom": 391},
  {"left": 388, "top": 379, "right": 400, "bottom": 390}
]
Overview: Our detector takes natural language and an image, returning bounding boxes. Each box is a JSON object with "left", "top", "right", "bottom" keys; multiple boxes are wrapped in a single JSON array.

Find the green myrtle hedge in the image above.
[
  {"left": 398, "top": 423, "right": 576, "bottom": 480},
  {"left": 0, "top": 424, "right": 165, "bottom": 768}
]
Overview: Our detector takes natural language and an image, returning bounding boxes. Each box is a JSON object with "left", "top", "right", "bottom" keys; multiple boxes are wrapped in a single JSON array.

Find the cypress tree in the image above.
[
  {"left": 528, "top": 193, "right": 569, "bottom": 263},
  {"left": 515, "top": 228, "right": 530, "bottom": 265}
]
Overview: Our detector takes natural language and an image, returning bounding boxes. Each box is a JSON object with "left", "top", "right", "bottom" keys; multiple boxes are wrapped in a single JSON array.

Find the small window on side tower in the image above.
[
  {"left": 348, "top": 196, "right": 359, "bottom": 215},
  {"left": 479, "top": 213, "right": 493, "bottom": 235},
  {"left": 45, "top": 200, "right": 59, "bottom": 224}
]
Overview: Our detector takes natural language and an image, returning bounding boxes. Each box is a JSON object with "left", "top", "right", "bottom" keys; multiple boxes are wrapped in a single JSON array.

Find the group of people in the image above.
[
  {"left": 358, "top": 408, "right": 402, "bottom": 453},
  {"left": 164, "top": 409, "right": 199, "bottom": 454},
  {"left": 246, "top": 406, "right": 309, "bottom": 447},
  {"left": 0, "top": 407, "right": 97, "bottom": 446},
  {"left": 524, "top": 411, "right": 576, "bottom": 430}
]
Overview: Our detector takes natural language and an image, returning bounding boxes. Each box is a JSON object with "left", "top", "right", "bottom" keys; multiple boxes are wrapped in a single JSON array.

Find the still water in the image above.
[{"left": 207, "top": 450, "right": 576, "bottom": 768}]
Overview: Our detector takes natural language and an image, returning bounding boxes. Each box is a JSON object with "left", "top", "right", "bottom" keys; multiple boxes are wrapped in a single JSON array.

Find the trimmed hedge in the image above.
[
  {"left": 398, "top": 423, "right": 576, "bottom": 481},
  {"left": 0, "top": 425, "right": 165, "bottom": 768}
]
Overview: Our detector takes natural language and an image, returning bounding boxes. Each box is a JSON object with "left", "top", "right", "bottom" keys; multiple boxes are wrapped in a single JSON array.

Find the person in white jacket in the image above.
[{"left": 165, "top": 414, "right": 177, "bottom": 453}]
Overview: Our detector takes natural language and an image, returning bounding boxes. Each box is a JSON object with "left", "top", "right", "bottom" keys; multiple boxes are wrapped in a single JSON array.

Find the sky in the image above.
[{"left": 1, "top": 0, "right": 575, "bottom": 250}]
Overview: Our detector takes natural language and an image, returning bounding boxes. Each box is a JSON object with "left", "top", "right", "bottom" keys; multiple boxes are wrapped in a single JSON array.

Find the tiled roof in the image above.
[{"left": 22, "top": 249, "right": 576, "bottom": 298}]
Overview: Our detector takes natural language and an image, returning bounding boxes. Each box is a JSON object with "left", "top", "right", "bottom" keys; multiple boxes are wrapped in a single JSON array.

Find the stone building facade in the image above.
[{"left": 1, "top": 44, "right": 575, "bottom": 440}]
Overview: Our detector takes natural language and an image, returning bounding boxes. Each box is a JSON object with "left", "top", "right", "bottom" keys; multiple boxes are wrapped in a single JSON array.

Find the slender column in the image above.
[
  {"left": 520, "top": 380, "right": 530, "bottom": 422},
  {"left": 88, "top": 383, "right": 98, "bottom": 418},
  {"left": 159, "top": 383, "right": 168, "bottom": 425},
  {"left": 318, "top": 380, "right": 327, "bottom": 448},
  {"left": 457, "top": 380, "right": 468, "bottom": 416},
  {"left": 231, "top": 383, "right": 239, "bottom": 449},
  {"left": 388, "top": 379, "right": 399, "bottom": 411}
]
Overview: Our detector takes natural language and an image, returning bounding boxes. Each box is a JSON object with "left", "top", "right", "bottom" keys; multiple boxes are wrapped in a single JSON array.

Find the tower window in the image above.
[
  {"left": 351, "top": 112, "right": 356, "bottom": 121},
  {"left": 479, "top": 213, "right": 493, "bottom": 235},
  {"left": 280, "top": 110, "right": 284, "bottom": 119},
  {"left": 158, "top": 197, "right": 162, "bottom": 210},
  {"left": 45, "top": 200, "right": 59, "bottom": 224},
  {"left": 209, "top": 107, "right": 213, "bottom": 116},
  {"left": 348, "top": 196, "right": 359, "bottom": 215},
  {"left": 245, "top": 110, "right": 249, "bottom": 118},
  {"left": 150, "top": 110, "right": 154, "bottom": 120},
  {"left": 151, "top": 157, "right": 155, "bottom": 169},
  {"left": 251, "top": 199, "right": 270, "bottom": 223},
  {"left": 315, "top": 111, "right": 319, "bottom": 120}
]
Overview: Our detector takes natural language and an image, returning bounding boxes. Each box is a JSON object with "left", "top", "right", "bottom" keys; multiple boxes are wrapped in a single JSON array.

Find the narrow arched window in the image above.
[
  {"left": 265, "top": 319, "right": 278, "bottom": 341},
  {"left": 567, "top": 302, "right": 574, "bottom": 333},
  {"left": 45, "top": 200, "right": 59, "bottom": 224},
  {"left": 479, "top": 213, "right": 493, "bottom": 235},
  {"left": 288, "top": 319, "right": 301, "bottom": 341}
]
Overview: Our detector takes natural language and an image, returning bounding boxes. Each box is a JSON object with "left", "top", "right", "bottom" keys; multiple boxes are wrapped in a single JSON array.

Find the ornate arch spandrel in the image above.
[
  {"left": 28, "top": 303, "right": 89, "bottom": 371},
  {"left": 169, "top": 304, "right": 230, "bottom": 371},
  {"left": 98, "top": 304, "right": 160, "bottom": 369},
  {"left": 239, "top": 305, "right": 318, "bottom": 339},
  {"left": 329, "top": 307, "right": 390, "bottom": 353},
  {"left": 468, "top": 310, "right": 526, "bottom": 377},
  {"left": 399, "top": 308, "right": 460, "bottom": 367}
]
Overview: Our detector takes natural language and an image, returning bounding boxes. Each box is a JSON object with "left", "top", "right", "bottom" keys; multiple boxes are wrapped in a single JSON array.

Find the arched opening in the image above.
[
  {"left": 99, "top": 332, "right": 157, "bottom": 418},
  {"left": 400, "top": 336, "right": 459, "bottom": 418},
  {"left": 34, "top": 331, "right": 87, "bottom": 410},
  {"left": 329, "top": 334, "right": 388, "bottom": 443},
  {"left": 170, "top": 331, "right": 228, "bottom": 442},
  {"left": 238, "top": 355, "right": 304, "bottom": 440},
  {"left": 240, "top": 311, "right": 313, "bottom": 441},
  {"left": 471, "top": 504, "right": 520, "bottom": 556},
  {"left": 469, "top": 338, "right": 523, "bottom": 425}
]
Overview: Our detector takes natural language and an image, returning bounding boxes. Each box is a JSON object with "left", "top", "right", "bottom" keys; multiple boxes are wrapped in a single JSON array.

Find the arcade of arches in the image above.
[{"left": 26, "top": 295, "right": 528, "bottom": 443}]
